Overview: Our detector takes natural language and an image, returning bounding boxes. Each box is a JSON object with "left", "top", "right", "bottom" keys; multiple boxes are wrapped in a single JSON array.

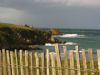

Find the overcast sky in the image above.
[{"left": 0, "top": 0, "right": 100, "bottom": 29}]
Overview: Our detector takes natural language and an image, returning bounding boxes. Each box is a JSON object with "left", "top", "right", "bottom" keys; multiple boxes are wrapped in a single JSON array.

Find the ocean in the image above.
[
  {"left": 59, "top": 29, "right": 100, "bottom": 51},
  {"left": 39, "top": 29, "right": 100, "bottom": 53}
]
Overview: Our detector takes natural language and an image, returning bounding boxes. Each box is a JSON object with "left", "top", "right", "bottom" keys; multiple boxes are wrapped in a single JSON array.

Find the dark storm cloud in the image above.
[{"left": 0, "top": 0, "right": 100, "bottom": 29}]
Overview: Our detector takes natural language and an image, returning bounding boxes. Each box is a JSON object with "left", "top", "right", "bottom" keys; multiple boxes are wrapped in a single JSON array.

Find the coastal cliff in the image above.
[{"left": 0, "top": 23, "right": 52, "bottom": 49}]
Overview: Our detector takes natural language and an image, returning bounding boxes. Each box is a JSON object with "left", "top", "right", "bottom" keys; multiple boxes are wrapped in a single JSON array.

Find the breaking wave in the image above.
[
  {"left": 57, "top": 34, "right": 85, "bottom": 38},
  {"left": 65, "top": 42, "right": 78, "bottom": 45}
]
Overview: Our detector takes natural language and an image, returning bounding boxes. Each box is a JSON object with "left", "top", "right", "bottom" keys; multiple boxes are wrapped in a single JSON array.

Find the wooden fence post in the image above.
[
  {"left": 6, "top": 50, "right": 11, "bottom": 75},
  {"left": 82, "top": 49, "right": 88, "bottom": 75},
  {"left": 41, "top": 53, "right": 45, "bottom": 75},
  {"left": 0, "top": 50, "right": 2, "bottom": 75},
  {"left": 20, "top": 50, "right": 24, "bottom": 75},
  {"left": 29, "top": 52, "right": 33, "bottom": 75},
  {"left": 15, "top": 49, "right": 19, "bottom": 75},
  {"left": 88, "top": 48, "right": 94, "bottom": 74},
  {"left": 46, "top": 49, "right": 50, "bottom": 75},
  {"left": 54, "top": 44, "right": 62, "bottom": 75},
  {"left": 2, "top": 49, "right": 7, "bottom": 75},
  {"left": 63, "top": 46, "right": 69, "bottom": 75},
  {"left": 25, "top": 50, "right": 29, "bottom": 75},
  {"left": 75, "top": 46, "right": 81, "bottom": 75},
  {"left": 50, "top": 52, "right": 56, "bottom": 75},
  {"left": 97, "top": 50, "right": 100, "bottom": 75},
  {"left": 70, "top": 50, "right": 75, "bottom": 75},
  {"left": 75, "top": 45, "right": 79, "bottom": 51},
  {"left": 10, "top": 51, "right": 15, "bottom": 75},
  {"left": 35, "top": 52, "right": 40, "bottom": 75}
]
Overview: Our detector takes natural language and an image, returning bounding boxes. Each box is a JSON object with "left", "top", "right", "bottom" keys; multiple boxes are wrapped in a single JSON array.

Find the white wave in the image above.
[
  {"left": 65, "top": 42, "right": 78, "bottom": 45},
  {"left": 45, "top": 43, "right": 53, "bottom": 46},
  {"left": 58, "top": 34, "right": 85, "bottom": 38}
]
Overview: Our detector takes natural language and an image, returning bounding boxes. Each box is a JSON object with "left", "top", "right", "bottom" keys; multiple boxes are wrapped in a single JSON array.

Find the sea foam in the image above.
[{"left": 57, "top": 34, "right": 85, "bottom": 38}]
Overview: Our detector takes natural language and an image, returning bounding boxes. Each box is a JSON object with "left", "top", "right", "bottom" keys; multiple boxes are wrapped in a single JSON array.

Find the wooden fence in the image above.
[{"left": 0, "top": 44, "right": 100, "bottom": 75}]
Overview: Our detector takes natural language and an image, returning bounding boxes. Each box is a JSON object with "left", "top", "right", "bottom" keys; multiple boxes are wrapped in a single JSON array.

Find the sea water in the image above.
[
  {"left": 39, "top": 29, "right": 100, "bottom": 52},
  {"left": 59, "top": 29, "right": 100, "bottom": 51},
  {"left": 37, "top": 29, "right": 100, "bottom": 59}
]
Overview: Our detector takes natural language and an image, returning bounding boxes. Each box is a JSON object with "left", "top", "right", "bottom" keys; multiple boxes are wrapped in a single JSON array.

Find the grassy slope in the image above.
[
  {"left": 0, "top": 23, "right": 52, "bottom": 49},
  {"left": 0, "top": 23, "right": 32, "bottom": 30}
]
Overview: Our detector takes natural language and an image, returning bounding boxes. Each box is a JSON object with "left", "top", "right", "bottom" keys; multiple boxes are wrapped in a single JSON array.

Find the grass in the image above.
[
  {"left": 0, "top": 23, "right": 32, "bottom": 30},
  {"left": 61, "top": 59, "right": 98, "bottom": 75}
]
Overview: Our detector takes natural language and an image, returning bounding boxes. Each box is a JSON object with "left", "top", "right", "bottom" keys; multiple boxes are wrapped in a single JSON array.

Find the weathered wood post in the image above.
[
  {"left": 15, "top": 49, "right": 19, "bottom": 75},
  {"left": 46, "top": 49, "right": 50, "bottom": 75},
  {"left": 10, "top": 51, "right": 15, "bottom": 75},
  {"left": 75, "top": 46, "right": 81, "bottom": 75},
  {"left": 2, "top": 49, "right": 7, "bottom": 75},
  {"left": 25, "top": 50, "right": 29, "bottom": 75},
  {"left": 88, "top": 48, "right": 94, "bottom": 74},
  {"left": 70, "top": 50, "right": 75, "bottom": 75},
  {"left": 6, "top": 50, "right": 11, "bottom": 75},
  {"left": 30, "top": 52, "right": 33, "bottom": 75},
  {"left": 63, "top": 46, "right": 69, "bottom": 75},
  {"left": 20, "top": 50, "right": 24, "bottom": 75},
  {"left": 97, "top": 50, "right": 100, "bottom": 75},
  {"left": 54, "top": 44, "right": 62, "bottom": 75},
  {"left": 0, "top": 50, "right": 2, "bottom": 75},
  {"left": 50, "top": 52, "right": 56, "bottom": 75},
  {"left": 82, "top": 49, "right": 88, "bottom": 75},
  {"left": 35, "top": 52, "right": 40, "bottom": 75},
  {"left": 41, "top": 53, "right": 45, "bottom": 75}
]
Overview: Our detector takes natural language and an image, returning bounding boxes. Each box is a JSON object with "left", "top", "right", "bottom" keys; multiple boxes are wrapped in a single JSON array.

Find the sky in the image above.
[{"left": 0, "top": 0, "right": 100, "bottom": 29}]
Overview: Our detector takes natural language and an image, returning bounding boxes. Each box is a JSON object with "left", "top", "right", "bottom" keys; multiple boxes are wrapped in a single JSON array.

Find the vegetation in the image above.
[
  {"left": 0, "top": 23, "right": 52, "bottom": 49},
  {"left": 50, "top": 28, "right": 61, "bottom": 35}
]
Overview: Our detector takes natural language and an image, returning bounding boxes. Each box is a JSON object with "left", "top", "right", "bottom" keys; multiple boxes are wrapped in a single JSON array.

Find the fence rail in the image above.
[{"left": 0, "top": 44, "right": 100, "bottom": 75}]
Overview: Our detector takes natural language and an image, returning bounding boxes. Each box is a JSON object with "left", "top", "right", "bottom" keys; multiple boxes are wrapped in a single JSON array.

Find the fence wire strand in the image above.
[{"left": 0, "top": 64, "right": 99, "bottom": 72}]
